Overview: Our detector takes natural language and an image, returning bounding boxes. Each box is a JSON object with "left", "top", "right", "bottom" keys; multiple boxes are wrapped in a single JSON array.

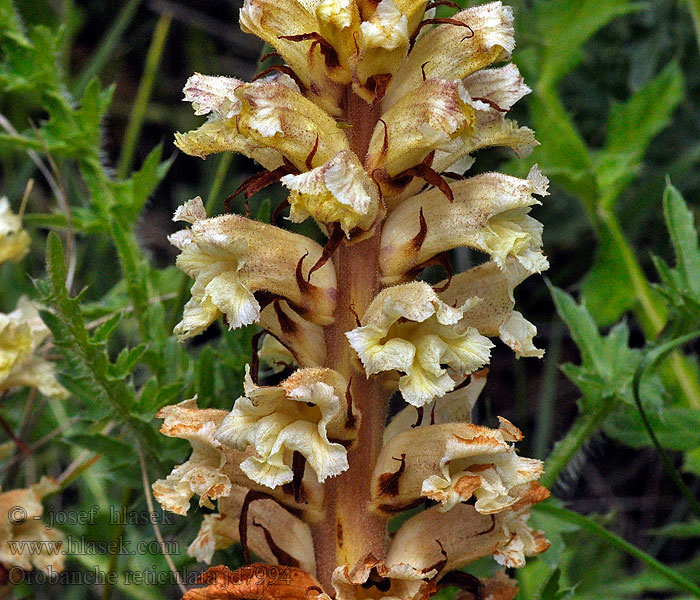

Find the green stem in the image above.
[
  {"left": 535, "top": 503, "right": 700, "bottom": 598},
  {"left": 632, "top": 331, "right": 700, "bottom": 517},
  {"left": 117, "top": 13, "right": 172, "bottom": 179},
  {"left": 541, "top": 398, "right": 617, "bottom": 489},
  {"left": 72, "top": 0, "right": 143, "bottom": 96},
  {"left": 598, "top": 208, "right": 700, "bottom": 409}
]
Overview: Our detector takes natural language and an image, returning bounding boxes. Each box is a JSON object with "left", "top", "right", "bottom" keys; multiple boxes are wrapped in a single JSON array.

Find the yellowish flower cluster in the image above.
[{"left": 155, "top": 2, "right": 551, "bottom": 598}]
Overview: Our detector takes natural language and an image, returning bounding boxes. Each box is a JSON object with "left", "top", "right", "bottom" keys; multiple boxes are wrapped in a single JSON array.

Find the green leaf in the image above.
[
  {"left": 527, "top": 90, "right": 595, "bottom": 207},
  {"left": 91, "top": 313, "right": 124, "bottom": 344},
  {"left": 581, "top": 236, "right": 637, "bottom": 326},
  {"left": 533, "top": 0, "right": 638, "bottom": 88},
  {"left": 550, "top": 285, "right": 654, "bottom": 409},
  {"left": 662, "top": 182, "right": 700, "bottom": 298},
  {"left": 604, "top": 406, "right": 700, "bottom": 451},
  {"left": 597, "top": 63, "right": 685, "bottom": 207},
  {"left": 541, "top": 569, "right": 575, "bottom": 600},
  {"left": 108, "top": 344, "right": 148, "bottom": 380},
  {"left": 648, "top": 520, "right": 700, "bottom": 539}
]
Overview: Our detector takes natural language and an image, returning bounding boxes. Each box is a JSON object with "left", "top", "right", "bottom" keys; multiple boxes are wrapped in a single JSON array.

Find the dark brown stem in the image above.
[{"left": 310, "top": 91, "right": 388, "bottom": 591}]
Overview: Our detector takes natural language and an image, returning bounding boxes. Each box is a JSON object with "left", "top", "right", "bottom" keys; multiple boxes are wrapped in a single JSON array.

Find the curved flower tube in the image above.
[
  {"left": 371, "top": 420, "right": 542, "bottom": 513},
  {"left": 380, "top": 165, "right": 549, "bottom": 284},
  {"left": 169, "top": 197, "right": 337, "bottom": 340}
]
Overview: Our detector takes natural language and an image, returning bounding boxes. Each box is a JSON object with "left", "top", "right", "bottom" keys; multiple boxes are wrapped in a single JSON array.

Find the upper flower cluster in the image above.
[{"left": 158, "top": 1, "right": 551, "bottom": 598}]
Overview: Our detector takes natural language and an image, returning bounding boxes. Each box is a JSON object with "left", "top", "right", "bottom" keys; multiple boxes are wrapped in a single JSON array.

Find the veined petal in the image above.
[
  {"left": 236, "top": 80, "right": 350, "bottom": 169},
  {"left": 240, "top": 0, "right": 346, "bottom": 111},
  {"left": 170, "top": 197, "right": 337, "bottom": 340},
  {"left": 151, "top": 399, "right": 232, "bottom": 515},
  {"left": 346, "top": 282, "right": 493, "bottom": 406},
  {"left": 371, "top": 421, "right": 543, "bottom": 514},
  {"left": 383, "top": 369, "right": 488, "bottom": 442},
  {"left": 175, "top": 74, "right": 285, "bottom": 169},
  {"left": 384, "top": 2, "right": 515, "bottom": 109},
  {"left": 367, "top": 79, "right": 475, "bottom": 182},
  {"left": 316, "top": 0, "right": 362, "bottom": 75},
  {"left": 462, "top": 63, "right": 531, "bottom": 112},
  {"left": 385, "top": 489, "right": 548, "bottom": 576},
  {"left": 188, "top": 485, "right": 315, "bottom": 572},
  {"left": 259, "top": 300, "right": 327, "bottom": 367},
  {"left": 439, "top": 258, "right": 544, "bottom": 358},
  {"left": 380, "top": 166, "right": 549, "bottom": 284},
  {"left": 494, "top": 506, "right": 551, "bottom": 568},
  {"left": 0, "top": 197, "right": 30, "bottom": 265},
  {"left": 215, "top": 367, "right": 355, "bottom": 487},
  {"left": 281, "top": 150, "right": 380, "bottom": 235}
]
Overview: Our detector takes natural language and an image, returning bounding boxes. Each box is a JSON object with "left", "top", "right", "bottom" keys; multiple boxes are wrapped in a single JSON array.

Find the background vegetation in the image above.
[{"left": 1, "top": 0, "right": 700, "bottom": 598}]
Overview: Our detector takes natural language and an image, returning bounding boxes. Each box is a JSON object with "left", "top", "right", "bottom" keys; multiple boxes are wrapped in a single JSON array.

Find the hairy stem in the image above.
[{"left": 311, "top": 91, "right": 386, "bottom": 590}]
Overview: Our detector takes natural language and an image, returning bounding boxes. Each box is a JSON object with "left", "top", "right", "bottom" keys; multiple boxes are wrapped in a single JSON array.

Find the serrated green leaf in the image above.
[
  {"left": 604, "top": 406, "right": 700, "bottom": 451},
  {"left": 663, "top": 182, "right": 700, "bottom": 297},
  {"left": 91, "top": 312, "right": 124, "bottom": 344},
  {"left": 108, "top": 344, "right": 147, "bottom": 380}
]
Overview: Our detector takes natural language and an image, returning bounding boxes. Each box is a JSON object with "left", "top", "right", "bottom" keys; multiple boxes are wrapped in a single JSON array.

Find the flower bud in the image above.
[
  {"left": 188, "top": 484, "right": 315, "bottom": 571},
  {"left": 259, "top": 300, "right": 327, "bottom": 367}
]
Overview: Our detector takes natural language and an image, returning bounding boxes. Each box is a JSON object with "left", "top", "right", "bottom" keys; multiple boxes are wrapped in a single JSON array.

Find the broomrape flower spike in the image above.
[{"left": 161, "top": 1, "right": 552, "bottom": 597}]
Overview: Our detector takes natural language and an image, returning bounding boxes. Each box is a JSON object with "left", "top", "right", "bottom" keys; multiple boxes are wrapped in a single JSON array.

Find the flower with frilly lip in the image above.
[
  {"left": 215, "top": 366, "right": 357, "bottom": 488},
  {"left": 0, "top": 297, "right": 67, "bottom": 398},
  {"left": 346, "top": 281, "right": 494, "bottom": 406}
]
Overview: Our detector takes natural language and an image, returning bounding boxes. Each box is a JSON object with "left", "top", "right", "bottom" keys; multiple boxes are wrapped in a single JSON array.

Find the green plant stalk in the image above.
[
  {"left": 535, "top": 503, "right": 700, "bottom": 598},
  {"left": 598, "top": 208, "right": 700, "bottom": 409},
  {"left": 117, "top": 13, "right": 172, "bottom": 179},
  {"left": 632, "top": 331, "right": 700, "bottom": 517},
  {"left": 540, "top": 397, "right": 618, "bottom": 489},
  {"left": 72, "top": 0, "right": 144, "bottom": 96}
]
